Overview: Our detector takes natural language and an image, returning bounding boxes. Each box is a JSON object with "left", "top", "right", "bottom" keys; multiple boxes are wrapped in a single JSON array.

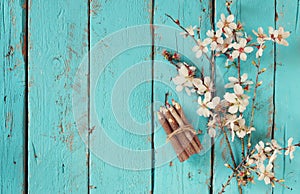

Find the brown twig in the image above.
[
  {"left": 219, "top": 149, "right": 256, "bottom": 194},
  {"left": 165, "top": 14, "right": 214, "bottom": 67},
  {"left": 247, "top": 58, "right": 261, "bottom": 154},
  {"left": 237, "top": 57, "right": 241, "bottom": 83},
  {"left": 220, "top": 126, "right": 237, "bottom": 168},
  {"left": 225, "top": 1, "right": 233, "bottom": 15}
]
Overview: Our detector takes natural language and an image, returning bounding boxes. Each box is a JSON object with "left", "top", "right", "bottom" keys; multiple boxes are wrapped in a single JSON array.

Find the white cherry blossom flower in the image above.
[
  {"left": 269, "top": 27, "right": 290, "bottom": 46},
  {"left": 246, "top": 156, "right": 255, "bottom": 165},
  {"left": 217, "top": 14, "right": 237, "bottom": 36},
  {"left": 235, "top": 31, "right": 245, "bottom": 42},
  {"left": 197, "top": 92, "right": 220, "bottom": 117},
  {"left": 208, "top": 114, "right": 217, "bottom": 128},
  {"left": 192, "top": 39, "right": 208, "bottom": 58},
  {"left": 252, "top": 27, "right": 270, "bottom": 44},
  {"left": 193, "top": 76, "right": 213, "bottom": 95},
  {"left": 225, "top": 73, "right": 253, "bottom": 88},
  {"left": 192, "top": 78, "right": 206, "bottom": 94},
  {"left": 285, "top": 137, "right": 296, "bottom": 159},
  {"left": 203, "top": 76, "right": 214, "bottom": 92},
  {"left": 256, "top": 44, "right": 265, "bottom": 58},
  {"left": 269, "top": 151, "right": 279, "bottom": 163},
  {"left": 227, "top": 116, "right": 255, "bottom": 141},
  {"left": 224, "top": 114, "right": 240, "bottom": 141},
  {"left": 224, "top": 84, "right": 250, "bottom": 114},
  {"left": 172, "top": 63, "right": 195, "bottom": 95},
  {"left": 204, "top": 29, "right": 224, "bottom": 50},
  {"left": 180, "top": 25, "right": 197, "bottom": 38},
  {"left": 252, "top": 141, "right": 267, "bottom": 164},
  {"left": 266, "top": 139, "right": 282, "bottom": 153},
  {"left": 221, "top": 37, "right": 234, "bottom": 53},
  {"left": 207, "top": 115, "right": 218, "bottom": 138},
  {"left": 266, "top": 139, "right": 282, "bottom": 163},
  {"left": 258, "top": 163, "right": 274, "bottom": 185},
  {"left": 231, "top": 38, "right": 254, "bottom": 61}
]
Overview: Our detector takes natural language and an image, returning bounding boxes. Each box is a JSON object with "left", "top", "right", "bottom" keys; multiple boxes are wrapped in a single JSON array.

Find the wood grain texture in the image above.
[
  {"left": 89, "top": 0, "right": 152, "bottom": 193},
  {"left": 214, "top": 0, "right": 275, "bottom": 193},
  {"left": 274, "top": 0, "right": 300, "bottom": 193},
  {"left": 28, "top": 0, "right": 88, "bottom": 193},
  {"left": 153, "top": 0, "right": 213, "bottom": 193},
  {"left": 0, "top": 0, "right": 26, "bottom": 193},
  {"left": 1, "top": 0, "right": 300, "bottom": 193}
]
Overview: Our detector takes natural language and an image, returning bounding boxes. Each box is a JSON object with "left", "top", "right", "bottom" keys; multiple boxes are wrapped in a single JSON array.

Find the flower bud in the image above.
[
  {"left": 259, "top": 68, "right": 267, "bottom": 74},
  {"left": 252, "top": 60, "right": 258, "bottom": 67},
  {"left": 256, "top": 81, "right": 263, "bottom": 87}
]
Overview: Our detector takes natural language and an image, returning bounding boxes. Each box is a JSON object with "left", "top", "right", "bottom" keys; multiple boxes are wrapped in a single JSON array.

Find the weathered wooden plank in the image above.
[
  {"left": 274, "top": 0, "right": 300, "bottom": 193},
  {"left": 0, "top": 0, "right": 26, "bottom": 193},
  {"left": 28, "top": 0, "right": 89, "bottom": 193},
  {"left": 153, "top": 0, "right": 213, "bottom": 193},
  {"left": 89, "top": 0, "right": 152, "bottom": 193},
  {"left": 214, "top": 0, "right": 275, "bottom": 193}
]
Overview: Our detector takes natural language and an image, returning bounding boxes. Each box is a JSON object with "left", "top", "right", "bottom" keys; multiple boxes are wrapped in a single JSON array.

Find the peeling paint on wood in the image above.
[
  {"left": 1, "top": 0, "right": 300, "bottom": 193},
  {"left": 28, "top": 0, "right": 89, "bottom": 193},
  {"left": 0, "top": 0, "right": 26, "bottom": 193}
]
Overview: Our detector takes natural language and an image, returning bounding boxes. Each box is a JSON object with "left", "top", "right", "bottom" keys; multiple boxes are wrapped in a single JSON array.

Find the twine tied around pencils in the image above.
[{"left": 166, "top": 124, "right": 197, "bottom": 142}]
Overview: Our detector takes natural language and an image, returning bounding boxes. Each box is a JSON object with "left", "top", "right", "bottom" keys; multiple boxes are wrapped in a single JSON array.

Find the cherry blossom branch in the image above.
[
  {"left": 225, "top": 1, "right": 233, "bottom": 15},
  {"left": 247, "top": 58, "right": 261, "bottom": 154},
  {"left": 221, "top": 126, "right": 244, "bottom": 194},
  {"left": 165, "top": 14, "right": 214, "bottom": 67},
  {"left": 236, "top": 56, "right": 246, "bottom": 160},
  {"left": 250, "top": 170, "right": 293, "bottom": 190},
  {"left": 220, "top": 125, "right": 237, "bottom": 168},
  {"left": 162, "top": 6, "right": 293, "bottom": 192},
  {"left": 237, "top": 57, "right": 241, "bottom": 83},
  {"left": 219, "top": 149, "right": 256, "bottom": 194}
]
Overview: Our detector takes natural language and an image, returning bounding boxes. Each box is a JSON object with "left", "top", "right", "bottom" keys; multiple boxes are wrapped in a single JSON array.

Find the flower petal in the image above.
[
  {"left": 227, "top": 15, "right": 234, "bottom": 22},
  {"left": 224, "top": 92, "right": 236, "bottom": 103},
  {"left": 241, "top": 73, "right": 248, "bottom": 82},
  {"left": 176, "top": 85, "right": 183, "bottom": 92},
  {"left": 244, "top": 47, "right": 254, "bottom": 53},
  {"left": 172, "top": 76, "right": 185, "bottom": 85},
  {"left": 240, "top": 52, "right": 247, "bottom": 61},
  {"left": 178, "top": 66, "right": 189, "bottom": 76},
  {"left": 228, "top": 105, "right": 239, "bottom": 114},
  {"left": 234, "top": 84, "right": 244, "bottom": 95},
  {"left": 232, "top": 50, "right": 240, "bottom": 59}
]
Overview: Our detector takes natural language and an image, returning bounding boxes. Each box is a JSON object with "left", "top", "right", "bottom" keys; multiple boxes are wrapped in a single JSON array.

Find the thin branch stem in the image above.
[
  {"left": 247, "top": 58, "right": 261, "bottom": 154},
  {"left": 237, "top": 56, "right": 245, "bottom": 161},
  {"left": 237, "top": 57, "right": 241, "bottom": 83},
  {"left": 219, "top": 149, "right": 255, "bottom": 194},
  {"left": 220, "top": 126, "right": 237, "bottom": 168},
  {"left": 165, "top": 14, "right": 214, "bottom": 67},
  {"left": 241, "top": 138, "right": 245, "bottom": 158}
]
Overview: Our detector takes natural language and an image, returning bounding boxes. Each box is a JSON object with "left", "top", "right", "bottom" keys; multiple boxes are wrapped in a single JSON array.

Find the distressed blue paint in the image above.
[
  {"left": 28, "top": 0, "right": 88, "bottom": 193},
  {"left": 274, "top": 0, "right": 300, "bottom": 193},
  {"left": 153, "top": 1, "right": 213, "bottom": 193},
  {"left": 0, "top": 0, "right": 300, "bottom": 193},
  {"left": 89, "top": 0, "right": 152, "bottom": 193},
  {"left": 214, "top": 0, "right": 275, "bottom": 193},
  {"left": 0, "top": 0, "right": 26, "bottom": 193}
]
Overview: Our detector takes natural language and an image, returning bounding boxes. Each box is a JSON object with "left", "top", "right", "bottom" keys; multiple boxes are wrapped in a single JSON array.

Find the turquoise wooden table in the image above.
[{"left": 1, "top": 0, "right": 300, "bottom": 193}]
